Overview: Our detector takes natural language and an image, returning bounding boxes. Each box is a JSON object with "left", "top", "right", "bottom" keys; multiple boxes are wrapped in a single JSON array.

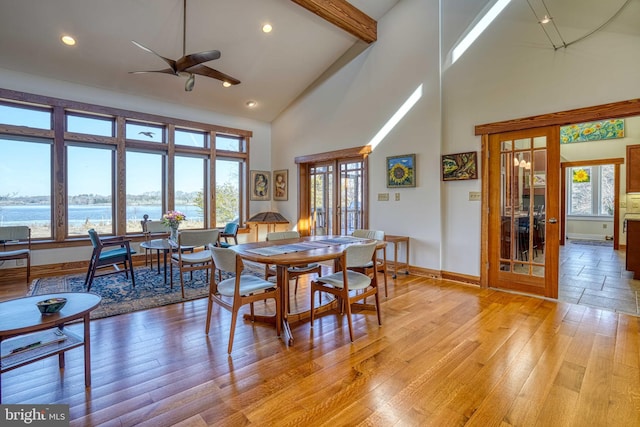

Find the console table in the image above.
[
  {"left": 0, "top": 292, "right": 101, "bottom": 402},
  {"left": 385, "top": 235, "right": 410, "bottom": 278}
]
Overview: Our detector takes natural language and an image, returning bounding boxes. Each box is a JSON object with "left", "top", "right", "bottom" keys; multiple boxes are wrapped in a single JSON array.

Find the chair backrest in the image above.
[
  {"left": 178, "top": 229, "right": 220, "bottom": 248},
  {"left": 0, "top": 226, "right": 30, "bottom": 242},
  {"left": 222, "top": 222, "right": 239, "bottom": 235},
  {"left": 210, "top": 246, "right": 239, "bottom": 274},
  {"left": 87, "top": 229, "right": 101, "bottom": 249},
  {"left": 345, "top": 241, "right": 377, "bottom": 268},
  {"left": 145, "top": 221, "right": 169, "bottom": 233},
  {"left": 353, "top": 229, "right": 385, "bottom": 241},
  {"left": 266, "top": 230, "right": 300, "bottom": 241}
]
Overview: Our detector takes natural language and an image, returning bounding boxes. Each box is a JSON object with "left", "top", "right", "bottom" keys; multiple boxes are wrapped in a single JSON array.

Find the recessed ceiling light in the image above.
[
  {"left": 262, "top": 24, "right": 273, "bottom": 33},
  {"left": 246, "top": 100, "right": 257, "bottom": 108},
  {"left": 61, "top": 35, "right": 76, "bottom": 46},
  {"left": 222, "top": 81, "right": 231, "bottom": 88},
  {"left": 539, "top": 15, "right": 552, "bottom": 24}
]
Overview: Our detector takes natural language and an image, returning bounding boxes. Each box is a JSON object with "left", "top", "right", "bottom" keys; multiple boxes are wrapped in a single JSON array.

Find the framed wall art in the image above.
[
  {"left": 250, "top": 170, "right": 270, "bottom": 201},
  {"left": 441, "top": 151, "right": 478, "bottom": 181},
  {"left": 273, "top": 169, "right": 288, "bottom": 201},
  {"left": 387, "top": 154, "right": 416, "bottom": 188}
]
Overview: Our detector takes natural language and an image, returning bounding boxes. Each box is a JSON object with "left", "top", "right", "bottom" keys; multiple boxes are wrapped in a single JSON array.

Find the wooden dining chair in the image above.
[
  {"left": 208, "top": 246, "right": 281, "bottom": 354},
  {"left": 85, "top": 229, "right": 136, "bottom": 291},
  {"left": 170, "top": 229, "right": 219, "bottom": 298},
  {"left": 351, "top": 229, "right": 389, "bottom": 297},
  {"left": 264, "top": 231, "right": 322, "bottom": 298},
  {"left": 0, "top": 226, "right": 31, "bottom": 285},
  {"left": 310, "top": 241, "right": 381, "bottom": 342}
]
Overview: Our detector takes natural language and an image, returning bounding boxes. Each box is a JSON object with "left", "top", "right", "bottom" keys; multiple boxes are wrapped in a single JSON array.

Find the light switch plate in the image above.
[
  {"left": 378, "top": 193, "right": 389, "bottom": 201},
  {"left": 395, "top": 193, "right": 400, "bottom": 201},
  {"left": 469, "top": 191, "right": 481, "bottom": 201}
]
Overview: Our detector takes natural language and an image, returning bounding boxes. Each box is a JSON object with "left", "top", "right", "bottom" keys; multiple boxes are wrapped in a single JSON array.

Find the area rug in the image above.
[{"left": 28, "top": 267, "right": 220, "bottom": 319}]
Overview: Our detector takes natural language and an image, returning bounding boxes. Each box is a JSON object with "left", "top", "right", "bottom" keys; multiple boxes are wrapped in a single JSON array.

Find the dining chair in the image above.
[
  {"left": 85, "top": 229, "right": 136, "bottom": 291},
  {"left": 0, "top": 226, "right": 31, "bottom": 285},
  {"left": 218, "top": 222, "right": 239, "bottom": 248},
  {"left": 208, "top": 246, "right": 281, "bottom": 354},
  {"left": 351, "top": 229, "right": 389, "bottom": 297},
  {"left": 264, "top": 231, "right": 322, "bottom": 299},
  {"left": 170, "top": 229, "right": 220, "bottom": 298},
  {"left": 310, "top": 241, "right": 381, "bottom": 342},
  {"left": 140, "top": 215, "right": 169, "bottom": 268}
]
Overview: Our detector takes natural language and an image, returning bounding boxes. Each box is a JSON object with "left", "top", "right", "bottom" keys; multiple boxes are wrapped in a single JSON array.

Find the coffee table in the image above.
[{"left": 0, "top": 292, "right": 101, "bottom": 402}]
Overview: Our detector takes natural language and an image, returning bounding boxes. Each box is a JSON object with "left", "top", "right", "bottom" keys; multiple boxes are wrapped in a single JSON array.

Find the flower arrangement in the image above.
[{"left": 161, "top": 210, "right": 186, "bottom": 229}]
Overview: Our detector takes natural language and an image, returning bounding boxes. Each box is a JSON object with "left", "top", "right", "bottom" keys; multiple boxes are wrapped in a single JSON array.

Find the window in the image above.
[
  {"left": 568, "top": 165, "right": 614, "bottom": 217},
  {"left": 0, "top": 91, "right": 250, "bottom": 242},
  {"left": 126, "top": 151, "right": 164, "bottom": 232},
  {"left": 67, "top": 145, "right": 114, "bottom": 236},
  {"left": 0, "top": 136, "right": 52, "bottom": 238},
  {"left": 216, "top": 158, "right": 242, "bottom": 227},
  {"left": 174, "top": 155, "right": 207, "bottom": 229}
]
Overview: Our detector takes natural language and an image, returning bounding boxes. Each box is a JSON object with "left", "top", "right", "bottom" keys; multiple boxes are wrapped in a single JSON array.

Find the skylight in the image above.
[{"left": 451, "top": 0, "right": 512, "bottom": 65}]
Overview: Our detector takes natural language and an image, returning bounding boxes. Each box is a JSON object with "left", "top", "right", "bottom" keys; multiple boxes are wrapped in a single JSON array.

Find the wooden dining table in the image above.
[{"left": 229, "top": 235, "right": 383, "bottom": 345}]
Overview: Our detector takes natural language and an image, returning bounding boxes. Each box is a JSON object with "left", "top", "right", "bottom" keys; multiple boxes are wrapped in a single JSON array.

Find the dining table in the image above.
[{"left": 229, "top": 235, "right": 384, "bottom": 345}]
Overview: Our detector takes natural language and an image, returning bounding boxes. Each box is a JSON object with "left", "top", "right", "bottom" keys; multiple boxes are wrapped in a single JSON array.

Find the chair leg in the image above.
[
  {"left": 128, "top": 256, "right": 136, "bottom": 287},
  {"left": 310, "top": 283, "right": 316, "bottom": 325},
  {"left": 26, "top": 254, "right": 31, "bottom": 285},
  {"left": 228, "top": 304, "right": 240, "bottom": 354},
  {"left": 344, "top": 291, "right": 355, "bottom": 342},
  {"left": 205, "top": 294, "right": 214, "bottom": 334},
  {"left": 179, "top": 267, "right": 186, "bottom": 298}
]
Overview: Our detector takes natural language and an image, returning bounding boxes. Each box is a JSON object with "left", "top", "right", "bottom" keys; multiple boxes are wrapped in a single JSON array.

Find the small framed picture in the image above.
[
  {"left": 441, "top": 151, "right": 478, "bottom": 181},
  {"left": 250, "top": 170, "right": 270, "bottom": 201},
  {"left": 273, "top": 169, "right": 288, "bottom": 201},
  {"left": 387, "top": 154, "right": 416, "bottom": 188}
]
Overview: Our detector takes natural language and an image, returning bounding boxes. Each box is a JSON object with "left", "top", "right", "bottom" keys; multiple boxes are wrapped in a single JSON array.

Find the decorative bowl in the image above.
[{"left": 36, "top": 297, "right": 67, "bottom": 315}]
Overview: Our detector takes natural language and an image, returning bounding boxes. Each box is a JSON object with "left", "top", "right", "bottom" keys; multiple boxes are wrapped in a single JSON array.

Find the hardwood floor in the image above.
[{"left": 1, "top": 272, "right": 640, "bottom": 426}]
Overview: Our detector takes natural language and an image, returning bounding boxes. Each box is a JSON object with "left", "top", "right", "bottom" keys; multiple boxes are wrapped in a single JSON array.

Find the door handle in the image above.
[{"left": 548, "top": 218, "right": 557, "bottom": 224}]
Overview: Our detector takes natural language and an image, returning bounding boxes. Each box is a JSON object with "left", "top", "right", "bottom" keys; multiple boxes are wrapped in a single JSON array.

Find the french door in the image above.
[
  {"left": 487, "top": 126, "right": 559, "bottom": 297},
  {"left": 309, "top": 159, "right": 366, "bottom": 236}
]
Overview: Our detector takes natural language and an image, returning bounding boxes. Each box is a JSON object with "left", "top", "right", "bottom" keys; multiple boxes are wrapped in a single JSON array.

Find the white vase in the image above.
[{"left": 169, "top": 225, "right": 179, "bottom": 243}]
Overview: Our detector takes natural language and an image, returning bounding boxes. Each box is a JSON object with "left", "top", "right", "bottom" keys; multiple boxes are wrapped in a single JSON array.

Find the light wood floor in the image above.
[{"left": 1, "top": 271, "right": 640, "bottom": 426}]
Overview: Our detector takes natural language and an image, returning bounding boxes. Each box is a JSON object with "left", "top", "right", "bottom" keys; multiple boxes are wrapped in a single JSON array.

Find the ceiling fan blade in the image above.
[
  {"left": 131, "top": 40, "right": 178, "bottom": 74},
  {"left": 176, "top": 50, "right": 221, "bottom": 72},
  {"left": 186, "top": 64, "right": 241, "bottom": 85},
  {"left": 129, "top": 68, "right": 176, "bottom": 75}
]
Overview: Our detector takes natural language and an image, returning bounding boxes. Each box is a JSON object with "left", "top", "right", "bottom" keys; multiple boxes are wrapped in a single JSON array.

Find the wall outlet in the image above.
[
  {"left": 395, "top": 193, "right": 400, "bottom": 201},
  {"left": 603, "top": 223, "right": 607, "bottom": 229},
  {"left": 378, "top": 193, "right": 389, "bottom": 201},
  {"left": 469, "top": 191, "right": 481, "bottom": 201},
  {"left": 620, "top": 200, "right": 627, "bottom": 208}
]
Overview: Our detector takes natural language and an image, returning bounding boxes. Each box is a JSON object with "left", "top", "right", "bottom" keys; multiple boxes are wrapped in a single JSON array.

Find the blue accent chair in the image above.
[
  {"left": 85, "top": 229, "right": 136, "bottom": 291},
  {"left": 218, "top": 222, "right": 239, "bottom": 248}
]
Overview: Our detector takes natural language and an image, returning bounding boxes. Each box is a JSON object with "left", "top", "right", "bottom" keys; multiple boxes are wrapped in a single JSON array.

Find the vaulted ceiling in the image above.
[{"left": 0, "top": 0, "right": 637, "bottom": 122}]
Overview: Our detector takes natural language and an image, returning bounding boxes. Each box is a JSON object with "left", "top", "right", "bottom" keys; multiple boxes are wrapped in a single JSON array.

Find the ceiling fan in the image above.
[{"left": 129, "top": 0, "right": 240, "bottom": 91}]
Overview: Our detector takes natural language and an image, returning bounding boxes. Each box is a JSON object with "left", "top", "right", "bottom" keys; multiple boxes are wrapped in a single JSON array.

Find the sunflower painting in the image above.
[
  {"left": 572, "top": 168, "right": 591, "bottom": 183},
  {"left": 387, "top": 154, "right": 416, "bottom": 188},
  {"left": 441, "top": 151, "right": 478, "bottom": 181}
]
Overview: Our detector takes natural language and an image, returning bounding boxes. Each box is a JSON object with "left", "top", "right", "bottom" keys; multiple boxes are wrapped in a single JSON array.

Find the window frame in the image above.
[
  {"left": 567, "top": 164, "right": 614, "bottom": 218},
  {"left": 0, "top": 88, "right": 252, "bottom": 245}
]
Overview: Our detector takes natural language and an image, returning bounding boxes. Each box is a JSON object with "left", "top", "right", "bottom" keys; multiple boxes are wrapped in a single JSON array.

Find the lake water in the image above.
[{"left": 0, "top": 205, "right": 204, "bottom": 226}]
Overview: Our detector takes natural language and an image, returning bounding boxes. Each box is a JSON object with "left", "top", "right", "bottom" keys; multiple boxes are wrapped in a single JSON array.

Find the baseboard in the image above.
[{"left": 441, "top": 271, "right": 480, "bottom": 286}]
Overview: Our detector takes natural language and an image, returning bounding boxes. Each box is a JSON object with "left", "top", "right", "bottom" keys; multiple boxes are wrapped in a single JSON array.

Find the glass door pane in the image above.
[
  {"left": 310, "top": 164, "right": 333, "bottom": 235},
  {"left": 499, "top": 136, "right": 547, "bottom": 277},
  {"left": 338, "top": 160, "right": 364, "bottom": 235}
]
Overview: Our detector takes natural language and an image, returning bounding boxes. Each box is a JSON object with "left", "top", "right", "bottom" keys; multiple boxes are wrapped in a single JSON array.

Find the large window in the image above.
[
  {"left": 0, "top": 136, "right": 52, "bottom": 238},
  {"left": 0, "top": 90, "right": 251, "bottom": 242},
  {"left": 568, "top": 165, "right": 614, "bottom": 217},
  {"left": 67, "top": 145, "right": 114, "bottom": 236}
]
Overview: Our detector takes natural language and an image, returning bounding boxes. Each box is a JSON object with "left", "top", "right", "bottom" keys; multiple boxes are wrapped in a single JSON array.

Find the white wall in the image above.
[{"left": 272, "top": 0, "right": 443, "bottom": 270}]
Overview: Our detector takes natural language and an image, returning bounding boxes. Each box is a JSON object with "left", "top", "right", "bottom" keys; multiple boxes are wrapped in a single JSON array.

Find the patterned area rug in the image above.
[{"left": 27, "top": 266, "right": 230, "bottom": 319}]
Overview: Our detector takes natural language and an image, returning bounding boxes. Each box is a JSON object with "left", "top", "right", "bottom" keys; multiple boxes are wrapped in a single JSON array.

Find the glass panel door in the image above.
[
  {"left": 309, "top": 164, "right": 333, "bottom": 236},
  {"left": 338, "top": 160, "right": 364, "bottom": 235}
]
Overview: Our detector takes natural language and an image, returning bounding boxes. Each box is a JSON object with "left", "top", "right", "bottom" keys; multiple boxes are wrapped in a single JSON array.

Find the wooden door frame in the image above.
[
  {"left": 560, "top": 158, "right": 623, "bottom": 250},
  {"left": 295, "top": 146, "right": 371, "bottom": 236},
  {"left": 478, "top": 98, "right": 640, "bottom": 290}
]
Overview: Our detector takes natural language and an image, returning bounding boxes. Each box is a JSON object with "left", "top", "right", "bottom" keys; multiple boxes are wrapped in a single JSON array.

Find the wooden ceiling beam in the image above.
[{"left": 291, "top": 0, "right": 377, "bottom": 43}]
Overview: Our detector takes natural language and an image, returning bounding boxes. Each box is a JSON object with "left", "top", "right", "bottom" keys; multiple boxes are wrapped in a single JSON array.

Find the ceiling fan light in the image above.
[
  {"left": 222, "top": 81, "right": 231, "bottom": 87},
  {"left": 185, "top": 74, "right": 195, "bottom": 91},
  {"left": 262, "top": 24, "right": 273, "bottom": 33},
  {"left": 246, "top": 100, "right": 257, "bottom": 108}
]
